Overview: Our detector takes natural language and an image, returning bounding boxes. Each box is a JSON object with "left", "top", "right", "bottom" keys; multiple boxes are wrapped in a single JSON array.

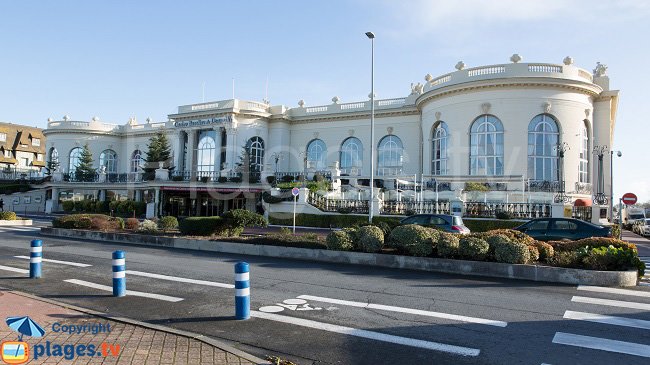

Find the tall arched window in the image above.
[
  {"left": 306, "top": 139, "right": 327, "bottom": 170},
  {"left": 49, "top": 147, "right": 59, "bottom": 171},
  {"left": 130, "top": 150, "right": 143, "bottom": 173},
  {"left": 432, "top": 122, "right": 448, "bottom": 175},
  {"left": 197, "top": 132, "right": 216, "bottom": 173},
  {"left": 99, "top": 149, "right": 118, "bottom": 173},
  {"left": 247, "top": 136, "right": 265, "bottom": 171},
  {"left": 68, "top": 147, "right": 82, "bottom": 174},
  {"left": 470, "top": 115, "right": 504, "bottom": 176},
  {"left": 377, "top": 135, "right": 403, "bottom": 175},
  {"left": 340, "top": 137, "right": 363, "bottom": 174},
  {"left": 527, "top": 114, "right": 559, "bottom": 181},
  {"left": 579, "top": 121, "right": 590, "bottom": 183}
]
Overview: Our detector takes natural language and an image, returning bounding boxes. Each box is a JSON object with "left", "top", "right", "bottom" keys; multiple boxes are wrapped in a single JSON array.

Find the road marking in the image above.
[
  {"left": 564, "top": 310, "right": 650, "bottom": 330},
  {"left": 63, "top": 279, "right": 184, "bottom": 302},
  {"left": 297, "top": 294, "right": 507, "bottom": 327},
  {"left": 14, "top": 256, "right": 91, "bottom": 267},
  {"left": 0, "top": 226, "right": 40, "bottom": 231},
  {"left": 124, "top": 270, "right": 235, "bottom": 289},
  {"left": 0, "top": 265, "right": 29, "bottom": 274},
  {"left": 572, "top": 296, "right": 650, "bottom": 311},
  {"left": 578, "top": 285, "right": 650, "bottom": 298},
  {"left": 552, "top": 332, "right": 650, "bottom": 358},
  {"left": 250, "top": 310, "right": 480, "bottom": 356}
]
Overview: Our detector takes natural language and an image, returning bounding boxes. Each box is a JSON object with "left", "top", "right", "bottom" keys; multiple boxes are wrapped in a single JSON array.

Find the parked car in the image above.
[
  {"left": 640, "top": 219, "right": 650, "bottom": 237},
  {"left": 399, "top": 214, "right": 471, "bottom": 234},
  {"left": 514, "top": 218, "right": 612, "bottom": 241}
]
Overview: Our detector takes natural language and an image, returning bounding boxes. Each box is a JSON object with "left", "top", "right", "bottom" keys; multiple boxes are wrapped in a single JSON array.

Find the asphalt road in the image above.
[{"left": 1, "top": 224, "right": 650, "bottom": 365}]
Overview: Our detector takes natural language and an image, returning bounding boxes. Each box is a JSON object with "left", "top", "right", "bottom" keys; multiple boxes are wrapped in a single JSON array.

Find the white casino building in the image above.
[{"left": 42, "top": 56, "right": 619, "bottom": 222}]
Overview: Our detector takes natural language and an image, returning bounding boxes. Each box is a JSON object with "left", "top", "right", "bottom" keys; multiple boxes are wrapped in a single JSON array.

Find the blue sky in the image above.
[{"left": 1, "top": 0, "right": 648, "bottom": 202}]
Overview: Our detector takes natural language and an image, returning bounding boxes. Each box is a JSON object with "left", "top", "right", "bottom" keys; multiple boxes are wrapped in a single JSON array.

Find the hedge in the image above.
[
  {"left": 179, "top": 217, "right": 227, "bottom": 236},
  {"left": 269, "top": 213, "right": 400, "bottom": 229},
  {"left": 52, "top": 214, "right": 121, "bottom": 230}
]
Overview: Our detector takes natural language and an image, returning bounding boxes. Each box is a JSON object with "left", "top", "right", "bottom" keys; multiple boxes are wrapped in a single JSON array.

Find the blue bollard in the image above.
[
  {"left": 112, "top": 251, "right": 126, "bottom": 297},
  {"left": 235, "top": 262, "right": 250, "bottom": 320},
  {"left": 30, "top": 240, "right": 42, "bottom": 279}
]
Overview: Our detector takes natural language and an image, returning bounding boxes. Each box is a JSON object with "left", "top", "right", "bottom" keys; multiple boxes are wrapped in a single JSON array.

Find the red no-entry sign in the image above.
[{"left": 622, "top": 192, "right": 637, "bottom": 205}]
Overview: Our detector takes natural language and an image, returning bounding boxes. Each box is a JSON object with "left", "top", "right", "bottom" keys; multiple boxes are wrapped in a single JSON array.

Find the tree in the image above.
[
  {"left": 144, "top": 131, "right": 173, "bottom": 178},
  {"left": 45, "top": 157, "right": 60, "bottom": 176},
  {"left": 236, "top": 144, "right": 260, "bottom": 183},
  {"left": 74, "top": 143, "right": 96, "bottom": 182}
]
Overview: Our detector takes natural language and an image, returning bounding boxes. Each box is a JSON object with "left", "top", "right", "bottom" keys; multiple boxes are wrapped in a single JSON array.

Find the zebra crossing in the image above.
[
  {"left": 640, "top": 256, "right": 650, "bottom": 285},
  {"left": 0, "top": 226, "right": 42, "bottom": 233},
  {"left": 552, "top": 285, "right": 650, "bottom": 359}
]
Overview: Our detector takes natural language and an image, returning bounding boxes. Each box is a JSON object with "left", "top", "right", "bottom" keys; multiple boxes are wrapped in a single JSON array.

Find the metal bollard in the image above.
[
  {"left": 235, "top": 262, "right": 250, "bottom": 320},
  {"left": 112, "top": 251, "right": 126, "bottom": 297},
  {"left": 30, "top": 240, "right": 42, "bottom": 279}
]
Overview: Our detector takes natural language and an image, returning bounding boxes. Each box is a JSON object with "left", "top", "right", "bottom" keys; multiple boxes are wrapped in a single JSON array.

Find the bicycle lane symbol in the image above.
[{"left": 258, "top": 298, "right": 337, "bottom": 313}]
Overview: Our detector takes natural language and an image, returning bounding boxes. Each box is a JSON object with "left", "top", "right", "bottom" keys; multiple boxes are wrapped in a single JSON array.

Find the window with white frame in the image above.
[
  {"left": 37, "top": 153, "right": 43, "bottom": 161},
  {"left": 340, "top": 137, "right": 363, "bottom": 173},
  {"left": 69, "top": 147, "right": 82, "bottom": 174},
  {"left": 99, "top": 149, "right": 118, "bottom": 173},
  {"left": 579, "top": 122, "right": 589, "bottom": 183},
  {"left": 4, "top": 150, "right": 11, "bottom": 158},
  {"left": 130, "top": 150, "right": 143, "bottom": 173},
  {"left": 432, "top": 122, "right": 448, "bottom": 175},
  {"left": 196, "top": 132, "right": 216, "bottom": 173},
  {"left": 470, "top": 115, "right": 504, "bottom": 176},
  {"left": 247, "top": 136, "right": 264, "bottom": 172},
  {"left": 377, "top": 135, "right": 403, "bottom": 175},
  {"left": 306, "top": 139, "right": 327, "bottom": 170},
  {"left": 527, "top": 114, "right": 559, "bottom": 181},
  {"left": 32, "top": 138, "right": 40, "bottom": 147},
  {"left": 0, "top": 133, "right": 6, "bottom": 142}
]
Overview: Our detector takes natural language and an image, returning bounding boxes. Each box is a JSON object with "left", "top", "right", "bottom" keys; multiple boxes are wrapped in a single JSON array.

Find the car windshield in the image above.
[
  {"left": 452, "top": 216, "right": 464, "bottom": 226},
  {"left": 629, "top": 214, "right": 645, "bottom": 220},
  {"left": 645, "top": 219, "right": 650, "bottom": 225}
]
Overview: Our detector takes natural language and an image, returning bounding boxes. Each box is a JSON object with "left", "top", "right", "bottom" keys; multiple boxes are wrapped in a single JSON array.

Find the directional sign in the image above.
[
  {"left": 622, "top": 192, "right": 637, "bottom": 205},
  {"left": 291, "top": 187, "right": 300, "bottom": 197}
]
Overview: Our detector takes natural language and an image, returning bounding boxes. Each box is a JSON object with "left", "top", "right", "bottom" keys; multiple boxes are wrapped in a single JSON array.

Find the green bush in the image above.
[
  {"left": 494, "top": 241, "right": 530, "bottom": 264},
  {"left": 62, "top": 201, "right": 75, "bottom": 212},
  {"left": 388, "top": 224, "right": 437, "bottom": 257},
  {"left": 528, "top": 245, "right": 540, "bottom": 262},
  {"left": 358, "top": 225, "right": 384, "bottom": 253},
  {"left": 580, "top": 245, "right": 645, "bottom": 277},
  {"left": 458, "top": 236, "right": 489, "bottom": 261},
  {"left": 495, "top": 211, "right": 513, "bottom": 220},
  {"left": 139, "top": 219, "right": 158, "bottom": 232},
  {"left": 112, "top": 217, "right": 125, "bottom": 230},
  {"left": 463, "top": 219, "right": 522, "bottom": 232},
  {"left": 464, "top": 182, "right": 489, "bottom": 192},
  {"left": 0, "top": 211, "right": 17, "bottom": 221},
  {"left": 437, "top": 232, "right": 460, "bottom": 258},
  {"left": 485, "top": 229, "right": 534, "bottom": 245},
  {"left": 223, "top": 209, "right": 267, "bottom": 237},
  {"left": 326, "top": 231, "right": 354, "bottom": 251},
  {"left": 262, "top": 191, "right": 284, "bottom": 204},
  {"left": 53, "top": 214, "right": 113, "bottom": 229},
  {"left": 158, "top": 216, "right": 179, "bottom": 231},
  {"left": 547, "top": 251, "right": 581, "bottom": 268},
  {"left": 342, "top": 227, "right": 360, "bottom": 245},
  {"left": 549, "top": 237, "right": 636, "bottom": 252},
  {"left": 485, "top": 234, "right": 511, "bottom": 260},
  {"left": 178, "top": 216, "right": 225, "bottom": 236},
  {"left": 610, "top": 224, "right": 621, "bottom": 239}
]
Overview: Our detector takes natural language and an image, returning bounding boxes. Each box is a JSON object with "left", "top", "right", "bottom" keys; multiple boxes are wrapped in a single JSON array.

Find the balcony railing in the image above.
[
  {"left": 308, "top": 193, "right": 369, "bottom": 213},
  {"left": 63, "top": 172, "right": 144, "bottom": 183},
  {"left": 527, "top": 180, "right": 562, "bottom": 192},
  {"left": 381, "top": 200, "right": 450, "bottom": 215},
  {"left": 464, "top": 202, "right": 551, "bottom": 219},
  {"left": 574, "top": 182, "right": 593, "bottom": 194}
]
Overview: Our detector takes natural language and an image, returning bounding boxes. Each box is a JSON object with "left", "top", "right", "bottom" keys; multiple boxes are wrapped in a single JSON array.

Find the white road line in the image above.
[
  {"left": 124, "top": 270, "right": 234, "bottom": 289},
  {"left": 578, "top": 285, "right": 650, "bottom": 298},
  {"left": 564, "top": 310, "right": 650, "bottom": 330},
  {"left": 552, "top": 332, "right": 650, "bottom": 358},
  {"left": 297, "top": 294, "right": 507, "bottom": 328},
  {"left": 572, "top": 296, "right": 650, "bottom": 311},
  {"left": 250, "top": 310, "right": 480, "bottom": 356},
  {"left": 0, "top": 265, "right": 29, "bottom": 274},
  {"left": 63, "top": 279, "right": 183, "bottom": 302},
  {"left": 13, "top": 256, "right": 91, "bottom": 268}
]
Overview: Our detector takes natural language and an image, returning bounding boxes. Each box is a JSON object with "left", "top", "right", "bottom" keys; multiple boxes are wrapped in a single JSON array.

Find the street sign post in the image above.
[
  {"left": 292, "top": 187, "right": 300, "bottom": 234},
  {"left": 622, "top": 193, "right": 638, "bottom": 206},
  {"left": 619, "top": 192, "right": 638, "bottom": 238}
]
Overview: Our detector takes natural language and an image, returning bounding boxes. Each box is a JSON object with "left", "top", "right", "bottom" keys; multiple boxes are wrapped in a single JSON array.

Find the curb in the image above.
[
  {"left": 40, "top": 227, "right": 639, "bottom": 287},
  {"left": 4, "top": 288, "right": 271, "bottom": 365}
]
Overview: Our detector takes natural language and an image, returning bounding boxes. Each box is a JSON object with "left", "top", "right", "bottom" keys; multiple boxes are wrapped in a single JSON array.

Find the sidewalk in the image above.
[{"left": 0, "top": 289, "right": 267, "bottom": 365}]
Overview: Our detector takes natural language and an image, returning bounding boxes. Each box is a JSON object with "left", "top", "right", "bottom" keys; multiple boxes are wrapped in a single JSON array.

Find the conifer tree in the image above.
[
  {"left": 75, "top": 143, "right": 96, "bottom": 182},
  {"left": 144, "top": 131, "right": 173, "bottom": 175}
]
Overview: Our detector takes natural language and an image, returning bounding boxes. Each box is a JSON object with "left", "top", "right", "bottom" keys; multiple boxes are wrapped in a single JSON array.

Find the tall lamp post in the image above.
[
  {"left": 553, "top": 142, "right": 570, "bottom": 203},
  {"left": 366, "top": 31, "right": 375, "bottom": 223},
  {"left": 593, "top": 145, "right": 609, "bottom": 206},
  {"left": 609, "top": 149, "right": 622, "bottom": 221}
]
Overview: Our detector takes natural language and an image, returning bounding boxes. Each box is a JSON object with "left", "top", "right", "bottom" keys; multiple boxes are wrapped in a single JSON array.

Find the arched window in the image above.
[
  {"left": 470, "top": 115, "right": 504, "bottom": 176},
  {"left": 68, "top": 147, "right": 82, "bottom": 174},
  {"left": 527, "top": 114, "right": 559, "bottom": 181},
  {"left": 432, "top": 122, "right": 448, "bottom": 175},
  {"left": 579, "top": 121, "right": 590, "bottom": 183},
  {"left": 247, "top": 136, "right": 265, "bottom": 172},
  {"left": 197, "top": 132, "right": 216, "bottom": 173},
  {"left": 99, "top": 149, "right": 117, "bottom": 173},
  {"left": 377, "top": 135, "right": 403, "bottom": 175},
  {"left": 130, "top": 150, "right": 143, "bottom": 173},
  {"left": 306, "top": 139, "right": 327, "bottom": 170},
  {"left": 49, "top": 147, "right": 59, "bottom": 171},
  {"left": 340, "top": 137, "right": 363, "bottom": 174}
]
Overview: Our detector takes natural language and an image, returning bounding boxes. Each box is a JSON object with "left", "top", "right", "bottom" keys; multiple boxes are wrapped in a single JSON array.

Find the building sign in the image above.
[{"left": 174, "top": 115, "right": 232, "bottom": 128}]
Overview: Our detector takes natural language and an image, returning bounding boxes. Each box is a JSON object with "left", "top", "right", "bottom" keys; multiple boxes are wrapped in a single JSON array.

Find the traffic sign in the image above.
[
  {"left": 622, "top": 192, "right": 637, "bottom": 205},
  {"left": 291, "top": 187, "right": 300, "bottom": 197}
]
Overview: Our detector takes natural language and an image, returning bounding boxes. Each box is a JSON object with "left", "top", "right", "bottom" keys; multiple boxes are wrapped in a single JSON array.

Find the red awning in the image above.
[{"left": 574, "top": 198, "right": 592, "bottom": 207}]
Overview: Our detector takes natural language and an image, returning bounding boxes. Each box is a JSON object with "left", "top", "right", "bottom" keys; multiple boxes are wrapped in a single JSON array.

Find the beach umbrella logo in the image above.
[{"left": 1, "top": 316, "right": 46, "bottom": 364}]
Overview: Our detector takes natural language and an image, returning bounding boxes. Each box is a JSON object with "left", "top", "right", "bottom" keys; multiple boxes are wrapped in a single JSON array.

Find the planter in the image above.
[{"left": 39, "top": 227, "right": 638, "bottom": 287}]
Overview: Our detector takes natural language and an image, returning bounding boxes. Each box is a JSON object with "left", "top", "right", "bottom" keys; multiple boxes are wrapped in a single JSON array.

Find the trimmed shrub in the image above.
[
  {"left": 342, "top": 227, "right": 360, "bottom": 246},
  {"left": 268, "top": 213, "right": 400, "bottom": 229},
  {"left": 485, "top": 229, "right": 534, "bottom": 245},
  {"left": 62, "top": 201, "right": 75, "bottom": 212},
  {"left": 437, "top": 232, "right": 460, "bottom": 258},
  {"left": 547, "top": 251, "right": 581, "bottom": 268},
  {"left": 0, "top": 211, "right": 17, "bottom": 221},
  {"left": 580, "top": 245, "right": 645, "bottom": 277},
  {"left": 610, "top": 224, "right": 621, "bottom": 239},
  {"left": 178, "top": 216, "right": 226, "bottom": 236},
  {"left": 112, "top": 217, "right": 125, "bottom": 230},
  {"left": 158, "top": 216, "right": 179, "bottom": 231},
  {"left": 125, "top": 218, "right": 140, "bottom": 230},
  {"left": 358, "top": 225, "right": 384, "bottom": 253},
  {"left": 388, "top": 224, "right": 437, "bottom": 257},
  {"left": 223, "top": 209, "right": 267, "bottom": 237},
  {"left": 485, "top": 234, "right": 511, "bottom": 260},
  {"left": 139, "top": 219, "right": 158, "bottom": 232},
  {"left": 549, "top": 237, "right": 636, "bottom": 252},
  {"left": 532, "top": 241, "right": 554, "bottom": 261},
  {"left": 262, "top": 192, "right": 283, "bottom": 204},
  {"left": 217, "top": 176, "right": 228, "bottom": 183},
  {"left": 495, "top": 211, "right": 513, "bottom": 220},
  {"left": 53, "top": 214, "right": 112, "bottom": 229},
  {"left": 494, "top": 241, "right": 530, "bottom": 264},
  {"left": 458, "top": 236, "right": 489, "bottom": 261},
  {"left": 528, "top": 245, "right": 540, "bottom": 262},
  {"left": 326, "top": 231, "right": 354, "bottom": 251}
]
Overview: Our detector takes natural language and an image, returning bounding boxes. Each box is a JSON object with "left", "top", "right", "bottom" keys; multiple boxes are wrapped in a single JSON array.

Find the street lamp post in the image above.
[
  {"left": 609, "top": 149, "right": 622, "bottom": 221},
  {"left": 593, "top": 145, "right": 609, "bottom": 206},
  {"left": 553, "top": 142, "right": 570, "bottom": 203},
  {"left": 366, "top": 31, "right": 375, "bottom": 224}
]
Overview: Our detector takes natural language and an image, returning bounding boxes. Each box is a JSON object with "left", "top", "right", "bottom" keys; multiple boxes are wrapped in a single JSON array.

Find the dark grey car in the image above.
[
  {"left": 514, "top": 218, "right": 612, "bottom": 241},
  {"left": 399, "top": 214, "right": 471, "bottom": 234}
]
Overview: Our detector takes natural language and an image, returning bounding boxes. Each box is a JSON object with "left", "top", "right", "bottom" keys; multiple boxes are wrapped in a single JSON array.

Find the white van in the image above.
[{"left": 625, "top": 207, "right": 647, "bottom": 225}]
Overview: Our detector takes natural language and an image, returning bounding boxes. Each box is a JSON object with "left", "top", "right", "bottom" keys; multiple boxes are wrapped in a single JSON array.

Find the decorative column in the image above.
[
  {"left": 225, "top": 127, "right": 238, "bottom": 172},
  {"left": 592, "top": 145, "right": 609, "bottom": 205},
  {"left": 51, "top": 187, "right": 60, "bottom": 212},
  {"left": 553, "top": 142, "right": 570, "bottom": 204},
  {"left": 213, "top": 126, "right": 223, "bottom": 174}
]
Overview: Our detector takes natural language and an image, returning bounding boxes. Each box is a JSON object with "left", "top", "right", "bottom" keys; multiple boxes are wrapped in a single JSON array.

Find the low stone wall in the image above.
[{"left": 40, "top": 227, "right": 639, "bottom": 287}]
